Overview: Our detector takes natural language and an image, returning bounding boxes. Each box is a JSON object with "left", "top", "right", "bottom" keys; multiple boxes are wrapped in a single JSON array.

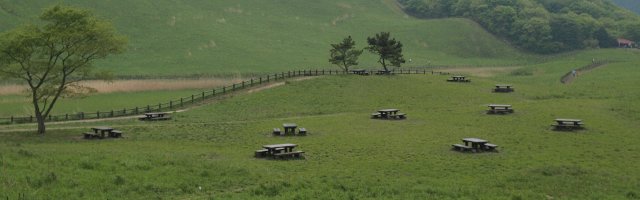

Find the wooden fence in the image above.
[{"left": 0, "top": 68, "right": 446, "bottom": 124}]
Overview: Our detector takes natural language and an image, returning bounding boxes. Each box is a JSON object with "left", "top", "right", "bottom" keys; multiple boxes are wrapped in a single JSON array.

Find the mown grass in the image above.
[
  {"left": 0, "top": 0, "right": 540, "bottom": 76},
  {"left": 1, "top": 49, "right": 639, "bottom": 199}
]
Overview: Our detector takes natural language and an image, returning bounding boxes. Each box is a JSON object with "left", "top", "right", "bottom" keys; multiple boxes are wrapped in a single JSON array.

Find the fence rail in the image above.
[{"left": 0, "top": 68, "right": 446, "bottom": 125}]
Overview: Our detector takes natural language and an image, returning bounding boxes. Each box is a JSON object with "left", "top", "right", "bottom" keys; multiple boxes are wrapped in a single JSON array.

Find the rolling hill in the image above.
[{"left": 0, "top": 0, "right": 539, "bottom": 77}]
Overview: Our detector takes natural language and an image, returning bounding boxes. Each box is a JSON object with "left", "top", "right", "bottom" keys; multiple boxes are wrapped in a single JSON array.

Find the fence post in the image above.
[
  {"left": 135, "top": 107, "right": 139, "bottom": 114},
  {"left": 147, "top": 105, "right": 150, "bottom": 112},
  {"left": 242, "top": 81, "right": 245, "bottom": 88},
  {"left": 10, "top": 116, "right": 13, "bottom": 123},
  {"left": 202, "top": 92, "right": 205, "bottom": 100},
  {"left": 170, "top": 101, "right": 173, "bottom": 109},
  {"left": 65, "top": 114, "right": 68, "bottom": 120},
  {"left": 158, "top": 103, "right": 162, "bottom": 111},
  {"left": 97, "top": 112, "right": 100, "bottom": 119},
  {"left": 259, "top": 77, "right": 262, "bottom": 84},
  {"left": 180, "top": 98, "right": 183, "bottom": 107},
  {"left": 191, "top": 95, "right": 194, "bottom": 103},
  {"left": 251, "top": 78, "right": 254, "bottom": 86},
  {"left": 232, "top": 84, "right": 236, "bottom": 90},
  {"left": 30, "top": 116, "right": 33, "bottom": 122},
  {"left": 329, "top": 70, "right": 332, "bottom": 75},
  {"left": 212, "top": 89, "right": 216, "bottom": 96},
  {"left": 80, "top": 112, "right": 84, "bottom": 119},
  {"left": 123, "top": 108, "right": 126, "bottom": 115},
  {"left": 223, "top": 86, "right": 226, "bottom": 93},
  {"left": 48, "top": 115, "right": 51, "bottom": 121}
]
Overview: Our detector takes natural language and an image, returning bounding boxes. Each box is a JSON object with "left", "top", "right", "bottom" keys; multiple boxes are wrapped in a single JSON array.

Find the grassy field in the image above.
[
  {"left": 0, "top": 0, "right": 540, "bottom": 76},
  {"left": 1, "top": 49, "right": 639, "bottom": 199}
]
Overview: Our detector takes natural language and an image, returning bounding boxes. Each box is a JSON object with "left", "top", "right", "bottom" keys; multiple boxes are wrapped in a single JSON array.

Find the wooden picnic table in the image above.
[
  {"left": 139, "top": 112, "right": 171, "bottom": 121},
  {"left": 91, "top": 126, "right": 114, "bottom": 138},
  {"left": 462, "top": 138, "right": 488, "bottom": 149},
  {"left": 144, "top": 112, "right": 166, "bottom": 118},
  {"left": 555, "top": 119, "right": 582, "bottom": 125},
  {"left": 447, "top": 75, "right": 471, "bottom": 82},
  {"left": 487, "top": 104, "right": 514, "bottom": 114},
  {"left": 262, "top": 143, "right": 297, "bottom": 155},
  {"left": 494, "top": 84, "right": 514, "bottom": 92},
  {"left": 283, "top": 123, "right": 298, "bottom": 135},
  {"left": 378, "top": 109, "right": 399, "bottom": 118}
]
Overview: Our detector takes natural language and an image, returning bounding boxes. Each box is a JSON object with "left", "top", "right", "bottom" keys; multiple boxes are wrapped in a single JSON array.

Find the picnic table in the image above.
[
  {"left": 256, "top": 143, "right": 304, "bottom": 159},
  {"left": 487, "top": 104, "right": 514, "bottom": 114},
  {"left": 452, "top": 138, "right": 498, "bottom": 153},
  {"left": 84, "top": 126, "right": 123, "bottom": 139},
  {"left": 283, "top": 123, "right": 297, "bottom": 135},
  {"left": 494, "top": 84, "right": 514, "bottom": 92},
  {"left": 91, "top": 126, "right": 114, "bottom": 138},
  {"left": 139, "top": 112, "right": 171, "bottom": 121},
  {"left": 553, "top": 119, "right": 585, "bottom": 130},
  {"left": 447, "top": 75, "right": 471, "bottom": 82},
  {"left": 372, "top": 109, "right": 406, "bottom": 120}
]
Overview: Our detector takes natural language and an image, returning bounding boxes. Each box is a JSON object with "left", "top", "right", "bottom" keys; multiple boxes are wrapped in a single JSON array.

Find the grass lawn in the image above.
[{"left": 1, "top": 48, "right": 639, "bottom": 199}]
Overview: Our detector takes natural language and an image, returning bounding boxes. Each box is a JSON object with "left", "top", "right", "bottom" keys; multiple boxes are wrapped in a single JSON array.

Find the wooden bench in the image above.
[
  {"left": 371, "top": 113, "right": 381, "bottom": 119},
  {"left": 273, "top": 128, "right": 281, "bottom": 135},
  {"left": 395, "top": 113, "right": 406, "bottom": 119},
  {"left": 110, "top": 130, "right": 123, "bottom": 138},
  {"left": 83, "top": 132, "right": 97, "bottom": 139},
  {"left": 552, "top": 124, "right": 584, "bottom": 131},
  {"left": 298, "top": 128, "right": 307, "bottom": 135},
  {"left": 148, "top": 116, "right": 172, "bottom": 121},
  {"left": 487, "top": 109, "right": 514, "bottom": 114},
  {"left": 484, "top": 143, "right": 498, "bottom": 151},
  {"left": 451, "top": 144, "right": 472, "bottom": 152},
  {"left": 273, "top": 151, "right": 305, "bottom": 159},
  {"left": 255, "top": 149, "right": 268, "bottom": 158}
]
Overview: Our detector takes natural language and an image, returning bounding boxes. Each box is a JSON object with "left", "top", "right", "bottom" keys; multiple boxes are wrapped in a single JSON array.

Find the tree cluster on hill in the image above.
[{"left": 398, "top": 0, "right": 640, "bottom": 53}]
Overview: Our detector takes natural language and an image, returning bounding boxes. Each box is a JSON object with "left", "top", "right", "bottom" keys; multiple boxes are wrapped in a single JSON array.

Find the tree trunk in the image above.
[
  {"left": 36, "top": 114, "right": 46, "bottom": 134},
  {"left": 381, "top": 58, "right": 389, "bottom": 72}
]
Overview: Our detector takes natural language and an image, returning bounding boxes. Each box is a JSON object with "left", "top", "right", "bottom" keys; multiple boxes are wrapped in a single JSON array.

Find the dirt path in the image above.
[
  {"left": 561, "top": 62, "right": 610, "bottom": 84},
  {"left": 0, "top": 76, "right": 319, "bottom": 133}
]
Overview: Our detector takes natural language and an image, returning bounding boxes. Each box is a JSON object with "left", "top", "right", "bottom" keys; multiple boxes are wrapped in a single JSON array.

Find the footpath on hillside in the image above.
[{"left": 560, "top": 60, "right": 611, "bottom": 84}]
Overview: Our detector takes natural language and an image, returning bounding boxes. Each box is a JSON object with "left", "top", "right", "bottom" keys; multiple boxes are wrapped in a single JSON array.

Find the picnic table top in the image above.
[
  {"left": 91, "top": 126, "right": 113, "bottom": 131},
  {"left": 462, "top": 138, "right": 488, "bottom": 143},
  {"left": 495, "top": 84, "right": 513, "bottom": 87},
  {"left": 263, "top": 143, "right": 297, "bottom": 149},
  {"left": 452, "top": 75, "right": 466, "bottom": 78},
  {"left": 378, "top": 109, "right": 400, "bottom": 113},
  {"left": 488, "top": 104, "right": 512, "bottom": 108},
  {"left": 283, "top": 123, "right": 298, "bottom": 128},
  {"left": 555, "top": 119, "right": 582, "bottom": 122}
]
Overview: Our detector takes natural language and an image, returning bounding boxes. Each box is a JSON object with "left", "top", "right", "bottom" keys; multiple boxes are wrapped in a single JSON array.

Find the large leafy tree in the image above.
[
  {"left": 329, "top": 36, "right": 363, "bottom": 72},
  {"left": 365, "top": 32, "right": 405, "bottom": 72},
  {"left": 0, "top": 5, "right": 127, "bottom": 134}
]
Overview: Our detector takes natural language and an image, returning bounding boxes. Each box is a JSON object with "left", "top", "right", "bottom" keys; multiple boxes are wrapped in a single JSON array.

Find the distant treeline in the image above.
[{"left": 398, "top": 0, "right": 640, "bottom": 54}]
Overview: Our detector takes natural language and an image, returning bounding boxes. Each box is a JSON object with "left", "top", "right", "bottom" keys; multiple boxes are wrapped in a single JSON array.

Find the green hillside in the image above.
[
  {"left": 1, "top": 49, "right": 639, "bottom": 199},
  {"left": 612, "top": 0, "right": 640, "bottom": 14},
  {"left": 0, "top": 0, "right": 538, "bottom": 76}
]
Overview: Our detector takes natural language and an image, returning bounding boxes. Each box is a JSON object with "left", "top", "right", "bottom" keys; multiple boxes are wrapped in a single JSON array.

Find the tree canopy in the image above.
[
  {"left": 366, "top": 32, "right": 405, "bottom": 72},
  {"left": 0, "top": 5, "right": 127, "bottom": 134},
  {"left": 329, "top": 36, "right": 363, "bottom": 72},
  {"left": 399, "top": 0, "right": 640, "bottom": 53}
]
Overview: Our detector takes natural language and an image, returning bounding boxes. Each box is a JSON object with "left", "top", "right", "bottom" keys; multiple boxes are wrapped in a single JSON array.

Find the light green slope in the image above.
[{"left": 0, "top": 0, "right": 539, "bottom": 76}]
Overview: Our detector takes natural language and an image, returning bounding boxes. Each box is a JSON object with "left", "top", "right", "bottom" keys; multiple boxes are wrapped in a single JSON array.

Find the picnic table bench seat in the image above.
[
  {"left": 487, "top": 109, "right": 514, "bottom": 114},
  {"left": 371, "top": 113, "right": 381, "bottom": 119},
  {"left": 110, "top": 130, "right": 123, "bottom": 138},
  {"left": 255, "top": 149, "right": 268, "bottom": 158},
  {"left": 83, "top": 132, "right": 98, "bottom": 139},
  {"left": 273, "top": 151, "right": 305, "bottom": 159},
  {"left": 298, "top": 128, "right": 307, "bottom": 135},
  {"left": 452, "top": 144, "right": 472, "bottom": 152},
  {"left": 484, "top": 143, "right": 498, "bottom": 151},
  {"left": 273, "top": 128, "right": 281, "bottom": 135},
  {"left": 395, "top": 113, "right": 407, "bottom": 119}
]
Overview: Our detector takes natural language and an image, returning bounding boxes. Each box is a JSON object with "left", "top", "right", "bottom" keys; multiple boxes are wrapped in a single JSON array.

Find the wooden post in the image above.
[
  {"left": 158, "top": 103, "right": 162, "bottom": 111},
  {"left": 111, "top": 110, "right": 114, "bottom": 117},
  {"left": 250, "top": 78, "right": 253, "bottom": 86},
  {"left": 202, "top": 92, "right": 205, "bottom": 100},
  {"left": 232, "top": 84, "right": 236, "bottom": 90},
  {"left": 135, "top": 107, "right": 139, "bottom": 114},
  {"left": 191, "top": 95, "right": 194, "bottom": 103},
  {"left": 259, "top": 77, "right": 262, "bottom": 84},
  {"left": 242, "top": 81, "right": 245, "bottom": 88},
  {"left": 65, "top": 114, "right": 68, "bottom": 120},
  {"left": 96, "top": 112, "right": 100, "bottom": 119},
  {"left": 10, "top": 116, "right": 13, "bottom": 123},
  {"left": 180, "top": 98, "right": 183, "bottom": 107},
  {"left": 123, "top": 108, "right": 126, "bottom": 115},
  {"left": 212, "top": 89, "right": 216, "bottom": 95},
  {"left": 146, "top": 105, "right": 150, "bottom": 112},
  {"left": 170, "top": 101, "right": 173, "bottom": 109},
  {"left": 223, "top": 86, "right": 226, "bottom": 93}
]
